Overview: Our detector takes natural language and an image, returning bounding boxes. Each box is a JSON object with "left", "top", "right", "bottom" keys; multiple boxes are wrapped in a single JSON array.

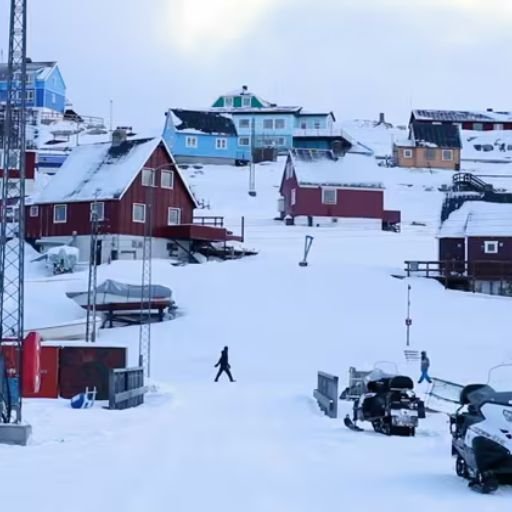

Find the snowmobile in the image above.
[
  {"left": 345, "top": 369, "right": 425, "bottom": 436},
  {"left": 450, "top": 366, "right": 512, "bottom": 494}
]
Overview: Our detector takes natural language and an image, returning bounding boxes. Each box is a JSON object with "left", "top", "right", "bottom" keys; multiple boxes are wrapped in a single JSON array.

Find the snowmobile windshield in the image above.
[{"left": 487, "top": 365, "right": 512, "bottom": 394}]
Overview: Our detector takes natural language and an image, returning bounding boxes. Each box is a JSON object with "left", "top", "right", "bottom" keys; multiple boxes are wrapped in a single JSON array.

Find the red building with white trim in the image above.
[
  {"left": 279, "top": 149, "right": 400, "bottom": 230},
  {"left": 26, "top": 132, "right": 200, "bottom": 262}
]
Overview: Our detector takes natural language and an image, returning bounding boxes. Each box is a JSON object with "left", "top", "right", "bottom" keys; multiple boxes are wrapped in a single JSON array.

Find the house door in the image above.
[{"left": 441, "top": 239, "right": 465, "bottom": 274}]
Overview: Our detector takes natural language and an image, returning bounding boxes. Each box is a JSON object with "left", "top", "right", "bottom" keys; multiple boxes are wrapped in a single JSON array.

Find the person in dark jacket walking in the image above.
[
  {"left": 214, "top": 346, "right": 235, "bottom": 382},
  {"left": 418, "top": 351, "right": 432, "bottom": 384}
]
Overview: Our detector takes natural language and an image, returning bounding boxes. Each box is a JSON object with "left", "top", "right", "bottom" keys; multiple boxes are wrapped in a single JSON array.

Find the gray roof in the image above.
[
  {"left": 412, "top": 109, "right": 512, "bottom": 124},
  {"left": 412, "top": 122, "right": 462, "bottom": 149}
]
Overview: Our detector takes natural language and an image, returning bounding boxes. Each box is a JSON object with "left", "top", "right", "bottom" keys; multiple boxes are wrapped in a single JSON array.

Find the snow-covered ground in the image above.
[{"left": 3, "top": 155, "right": 512, "bottom": 511}]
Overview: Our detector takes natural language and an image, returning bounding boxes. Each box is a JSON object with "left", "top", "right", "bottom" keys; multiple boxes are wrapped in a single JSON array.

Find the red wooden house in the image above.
[
  {"left": 279, "top": 149, "right": 400, "bottom": 230},
  {"left": 25, "top": 131, "right": 203, "bottom": 262},
  {"left": 438, "top": 201, "right": 512, "bottom": 293}
]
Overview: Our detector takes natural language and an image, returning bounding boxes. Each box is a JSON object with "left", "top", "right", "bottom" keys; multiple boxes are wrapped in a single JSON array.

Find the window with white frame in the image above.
[
  {"left": 314, "top": 122, "right": 321, "bottom": 129},
  {"left": 239, "top": 119, "right": 250, "bottom": 129},
  {"left": 275, "top": 119, "right": 285, "bottom": 130},
  {"left": 403, "top": 149, "right": 413, "bottom": 159},
  {"left": 484, "top": 241, "right": 499, "bottom": 254},
  {"left": 215, "top": 138, "right": 228, "bottom": 150},
  {"left": 291, "top": 188, "right": 296, "bottom": 206},
  {"left": 132, "top": 203, "right": 146, "bottom": 223},
  {"left": 494, "top": 123, "right": 504, "bottom": 130},
  {"left": 473, "top": 123, "right": 484, "bottom": 131},
  {"left": 263, "top": 138, "right": 276, "bottom": 146},
  {"left": 26, "top": 89, "right": 34, "bottom": 102},
  {"left": 239, "top": 137, "right": 250, "bottom": 147},
  {"left": 263, "top": 119, "right": 274, "bottom": 130},
  {"left": 53, "top": 204, "right": 67, "bottom": 223},
  {"left": 168, "top": 207, "right": 181, "bottom": 225},
  {"left": 224, "top": 96, "right": 234, "bottom": 107},
  {"left": 300, "top": 122, "right": 307, "bottom": 129},
  {"left": 142, "top": 168, "right": 156, "bottom": 187},
  {"left": 185, "top": 136, "right": 198, "bottom": 148},
  {"left": 90, "top": 201, "right": 105, "bottom": 221},
  {"left": 277, "top": 137, "right": 286, "bottom": 146},
  {"left": 322, "top": 188, "right": 337, "bottom": 205},
  {"left": 442, "top": 149, "right": 454, "bottom": 161},
  {"left": 161, "top": 170, "right": 174, "bottom": 189},
  {"left": 242, "top": 96, "right": 251, "bottom": 107},
  {"left": 29, "top": 205, "right": 39, "bottom": 217}
]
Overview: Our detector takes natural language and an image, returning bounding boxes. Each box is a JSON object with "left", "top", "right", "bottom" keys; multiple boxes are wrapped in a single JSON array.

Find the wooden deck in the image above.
[{"left": 404, "top": 260, "right": 512, "bottom": 290}]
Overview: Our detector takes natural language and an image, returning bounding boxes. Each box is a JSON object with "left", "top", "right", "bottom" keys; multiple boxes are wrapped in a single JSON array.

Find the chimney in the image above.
[
  {"left": 378, "top": 113, "right": 386, "bottom": 124},
  {"left": 242, "top": 85, "right": 248, "bottom": 93},
  {"left": 111, "top": 127, "right": 127, "bottom": 147},
  {"left": 487, "top": 108, "right": 494, "bottom": 112}
]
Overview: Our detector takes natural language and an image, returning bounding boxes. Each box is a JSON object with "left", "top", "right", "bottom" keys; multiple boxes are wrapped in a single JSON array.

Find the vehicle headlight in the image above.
[{"left": 504, "top": 410, "right": 512, "bottom": 423}]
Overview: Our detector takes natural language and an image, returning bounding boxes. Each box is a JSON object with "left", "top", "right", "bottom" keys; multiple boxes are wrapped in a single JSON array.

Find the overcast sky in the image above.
[{"left": 1, "top": 0, "right": 511, "bottom": 133}]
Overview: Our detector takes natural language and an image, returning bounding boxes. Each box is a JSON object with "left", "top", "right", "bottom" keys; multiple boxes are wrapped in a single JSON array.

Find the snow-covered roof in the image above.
[
  {"left": 32, "top": 137, "right": 195, "bottom": 205},
  {"left": 413, "top": 109, "right": 512, "bottom": 124},
  {"left": 0, "top": 61, "right": 57, "bottom": 82},
  {"left": 439, "top": 201, "right": 512, "bottom": 238},
  {"left": 170, "top": 109, "right": 237, "bottom": 136},
  {"left": 289, "top": 150, "right": 383, "bottom": 189},
  {"left": 207, "top": 106, "right": 301, "bottom": 115}
]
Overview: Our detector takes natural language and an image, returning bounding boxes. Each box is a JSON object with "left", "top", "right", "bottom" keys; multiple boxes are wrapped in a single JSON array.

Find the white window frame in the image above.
[
  {"left": 314, "top": 122, "right": 321, "bottom": 129},
  {"left": 242, "top": 96, "right": 251, "bottom": 107},
  {"left": 185, "top": 136, "right": 198, "bottom": 149},
  {"left": 277, "top": 137, "right": 286, "bottom": 146},
  {"left": 263, "top": 119, "right": 274, "bottom": 130},
  {"left": 224, "top": 96, "right": 234, "bottom": 108},
  {"left": 142, "top": 168, "right": 156, "bottom": 187},
  {"left": 425, "top": 148, "right": 437, "bottom": 161},
  {"left": 494, "top": 123, "right": 504, "bottom": 131},
  {"left": 291, "top": 188, "right": 296, "bottom": 206},
  {"left": 167, "top": 207, "right": 182, "bottom": 226},
  {"left": 53, "top": 204, "right": 67, "bottom": 224},
  {"left": 321, "top": 188, "right": 337, "bottom": 205},
  {"left": 132, "top": 203, "right": 146, "bottom": 224},
  {"left": 403, "top": 149, "right": 413, "bottom": 159},
  {"left": 239, "top": 119, "right": 250, "bottom": 129},
  {"left": 215, "top": 138, "right": 228, "bottom": 150},
  {"left": 473, "top": 123, "right": 484, "bottom": 131},
  {"left": 161, "top": 170, "right": 175, "bottom": 189},
  {"left": 238, "top": 137, "right": 250, "bottom": 147},
  {"left": 26, "top": 89, "right": 34, "bottom": 102},
  {"left": 484, "top": 241, "right": 499, "bottom": 254},
  {"left": 275, "top": 119, "right": 286, "bottom": 130},
  {"left": 442, "top": 149, "right": 454, "bottom": 161},
  {"left": 29, "top": 205, "right": 39, "bottom": 217},
  {"left": 90, "top": 201, "right": 105, "bottom": 221},
  {"left": 300, "top": 122, "right": 307, "bottom": 130}
]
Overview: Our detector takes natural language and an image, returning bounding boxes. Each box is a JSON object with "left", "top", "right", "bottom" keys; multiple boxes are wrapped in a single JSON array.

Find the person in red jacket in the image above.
[{"left": 214, "top": 346, "right": 235, "bottom": 382}]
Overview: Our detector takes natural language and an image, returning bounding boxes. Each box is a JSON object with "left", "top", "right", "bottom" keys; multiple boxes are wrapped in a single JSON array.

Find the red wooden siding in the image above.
[
  {"left": 0, "top": 150, "right": 36, "bottom": 179},
  {"left": 281, "top": 172, "right": 384, "bottom": 219},
  {"left": 25, "top": 143, "right": 195, "bottom": 239}
]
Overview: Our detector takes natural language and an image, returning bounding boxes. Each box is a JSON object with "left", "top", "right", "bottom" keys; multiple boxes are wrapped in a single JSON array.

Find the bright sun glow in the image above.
[{"left": 166, "top": 0, "right": 279, "bottom": 53}]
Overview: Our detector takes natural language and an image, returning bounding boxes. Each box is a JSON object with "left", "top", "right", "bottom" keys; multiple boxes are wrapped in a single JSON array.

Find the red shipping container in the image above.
[
  {"left": 1, "top": 332, "right": 42, "bottom": 395},
  {"left": 59, "top": 346, "right": 127, "bottom": 400},
  {"left": 24, "top": 346, "right": 60, "bottom": 398}
]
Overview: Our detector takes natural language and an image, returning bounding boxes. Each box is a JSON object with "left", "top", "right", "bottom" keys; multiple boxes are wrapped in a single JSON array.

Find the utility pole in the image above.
[
  {"left": 0, "top": 0, "right": 28, "bottom": 425},
  {"left": 248, "top": 117, "right": 256, "bottom": 197},
  {"left": 405, "top": 284, "right": 412, "bottom": 347},
  {"left": 139, "top": 180, "right": 153, "bottom": 377},
  {"left": 85, "top": 196, "right": 100, "bottom": 343}
]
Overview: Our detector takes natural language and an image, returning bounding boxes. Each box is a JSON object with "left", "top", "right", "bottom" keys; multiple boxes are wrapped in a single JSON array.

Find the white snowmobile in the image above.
[
  {"left": 450, "top": 366, "right": 512, "bottom": 494},
  {"left": 344, "top": 367, "right": 425, "bottom": 436}
]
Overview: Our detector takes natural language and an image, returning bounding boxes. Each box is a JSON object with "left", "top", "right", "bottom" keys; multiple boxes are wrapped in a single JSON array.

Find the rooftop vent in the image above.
[
  {"left": 111, "top": 128, "right": 127, "bottom": 148},
  {"left": 242, "top": 85, "right": 248, "bottom": 93}
]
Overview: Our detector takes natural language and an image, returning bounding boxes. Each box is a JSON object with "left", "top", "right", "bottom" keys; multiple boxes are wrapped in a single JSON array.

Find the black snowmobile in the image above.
[
  {"left": 345, "top": 371, "right": 425, "bottom": 436},
  {"left": 450, "top": 377, "right": 512, "bottom": 494}
]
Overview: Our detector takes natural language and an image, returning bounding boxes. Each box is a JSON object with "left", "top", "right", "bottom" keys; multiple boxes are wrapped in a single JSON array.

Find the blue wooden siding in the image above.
[
  {"left": 295, "top": 114, "right": 333, "bottom": 130},
  {"left": 234, "top": 113, "right": 295, "bottom": 149}
]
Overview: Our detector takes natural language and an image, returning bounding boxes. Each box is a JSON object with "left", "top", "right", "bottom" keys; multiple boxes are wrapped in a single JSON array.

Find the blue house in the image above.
[
  {"left": 210, "top": 86, "right": 335, "bottom": 153},
  {"left": 0, "top": 60, "right": 66, "bottom": 113},
  {"left": 163, "top": 109, "right": 251, "bottom": 165}
]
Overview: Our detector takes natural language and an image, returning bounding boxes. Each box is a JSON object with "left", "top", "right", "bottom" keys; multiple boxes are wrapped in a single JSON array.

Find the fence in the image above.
[
  {"left": 313, "top": 371, "right": 338, "bottom": 418},
  {"left": 108, "top": 367, "right": 146, "bottom": 410}
]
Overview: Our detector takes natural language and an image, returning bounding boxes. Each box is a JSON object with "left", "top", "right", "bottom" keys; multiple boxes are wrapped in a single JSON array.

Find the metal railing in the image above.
[{"left": 313, "top": 371, "right": 339, "bottom": 418}]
